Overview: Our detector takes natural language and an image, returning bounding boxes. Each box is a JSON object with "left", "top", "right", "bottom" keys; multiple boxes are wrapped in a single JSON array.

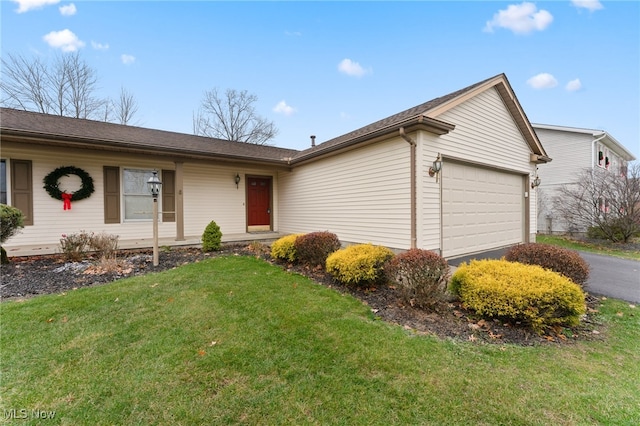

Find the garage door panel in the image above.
[{"left": 442, "top": 162, "right": 524, "bottom": 258}]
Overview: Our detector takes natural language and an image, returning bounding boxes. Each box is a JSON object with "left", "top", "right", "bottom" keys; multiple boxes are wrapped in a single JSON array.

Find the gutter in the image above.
[{"left": 398, "top": 127, "right": 417, "bottom": 249}]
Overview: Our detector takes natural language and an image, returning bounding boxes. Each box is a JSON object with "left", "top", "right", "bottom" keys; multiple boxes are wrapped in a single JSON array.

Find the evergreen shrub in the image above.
[
  {"left": 202, "top": 221, "right": 223, "bottom": 252},
  {"left": 504, "top": 243, "right": 589, "bottom": 286},
  {"left": 325, "top": 243, "right": 394, "bottom": 286},
  {"left": 1, "top": 204, "right": 25, "bottom": 264},
  {"left": 294, "top": 231, "right": 341, "bottom": 268},
  {"left": 449, "top": 259, "right": 586, "bottom": 333},
  {"left": 270, "top": 234, "right": 304, "bottom": 262},
  {"left": 385, "top": 249, "right": 450, "bottom": 310}
]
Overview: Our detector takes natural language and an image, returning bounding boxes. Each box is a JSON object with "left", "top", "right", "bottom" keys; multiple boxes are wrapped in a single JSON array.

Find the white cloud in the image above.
[
  {"left": 285, "top": 30, "right": 302, "bottom": 37},
  {"left": 59, "top": 3, "right": 76, "bottom": 16},
  {"left": 566, "top": 78, "right": 582, "bottom": 92},
  {"left": 121, "top": 54, "right": 136, "bottom": 65},
  {"left": 571, "top": 0, "right": 603, "bottom": 12},
  {"left": 273, "top": 100, "right": 296, "bottom": 116},
  {"left": 484, "top": 2, "right": 553, "bottom": 34},
  {"left": 527, "top": 73, "right": 558, "bottom": 89},
  {"left": 338, "top": 58, "right": 371, "bottom": 77},
  {"left": 91, "top": 41, "right": 109, "bottom": 50},
  {"left": 42, "top": 29, "right": 85, "bottom": 52},
  {"left": 12, "top": 0, "right": 59, "bottom": 13}
]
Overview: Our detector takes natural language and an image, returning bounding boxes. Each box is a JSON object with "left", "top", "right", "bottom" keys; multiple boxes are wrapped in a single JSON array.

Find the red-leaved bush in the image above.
[
  {"left": 293, "top": 231, "right": 341, "bottom": 268},
  {"left": 384, "top": 249, "right": 450, "bottom": 310},
  {"left": 504, "top": 243, "right": 590, "bottom": 287}
]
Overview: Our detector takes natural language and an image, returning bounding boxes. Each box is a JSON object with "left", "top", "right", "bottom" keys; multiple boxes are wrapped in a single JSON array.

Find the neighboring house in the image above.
[
  {"left": 532, "top": 124, "right": 636, "bottom": 235},
  {"left": 1, "top": 73, "right": 550, "bottom": 259}
]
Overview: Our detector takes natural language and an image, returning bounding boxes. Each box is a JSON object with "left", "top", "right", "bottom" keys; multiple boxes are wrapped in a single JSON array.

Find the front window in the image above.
[{"left": 123, "top": 168, "right": 156, "bottom": 220}]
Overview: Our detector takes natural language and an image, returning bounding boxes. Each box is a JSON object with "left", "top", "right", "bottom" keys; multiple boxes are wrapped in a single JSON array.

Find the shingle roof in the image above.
[
  {"left": 0, "top": 107, "right": 299, "bottom": 165},
  {"left": 1, "top": 73, "right": 547, "bottom": 165},
  {"left": 291, "top": 74, "right": 500, "bottom": 161}
]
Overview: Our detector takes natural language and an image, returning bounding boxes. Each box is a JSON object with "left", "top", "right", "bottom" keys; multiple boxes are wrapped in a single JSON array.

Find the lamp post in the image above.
[{"left": 147, "top": 171, "right": 162, "bottom": 266}]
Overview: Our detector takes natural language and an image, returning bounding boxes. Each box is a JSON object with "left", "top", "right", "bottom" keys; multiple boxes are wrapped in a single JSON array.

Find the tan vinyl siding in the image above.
[
  {"left": 180, "top": 163, "right": 277, "bottom": 238},
  {"left": 433, "top": 88, "right": 534, "bottom": 173},
  {"left": 1, "top": 142, "right": 276, "bottom": 253},
  {"left": 278, "top": 138, "right": 412, "bottom": 250}
]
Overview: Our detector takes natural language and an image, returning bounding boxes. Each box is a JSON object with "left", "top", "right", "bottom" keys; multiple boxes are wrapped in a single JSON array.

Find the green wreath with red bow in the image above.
[{"left": 43, "top": 166, "right": 94, "bottom": 210}]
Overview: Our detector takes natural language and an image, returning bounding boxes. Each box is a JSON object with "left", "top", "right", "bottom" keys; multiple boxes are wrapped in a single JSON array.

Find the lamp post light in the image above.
[{"left": 147, "top": 170, "right": 162, "bottom": 266}]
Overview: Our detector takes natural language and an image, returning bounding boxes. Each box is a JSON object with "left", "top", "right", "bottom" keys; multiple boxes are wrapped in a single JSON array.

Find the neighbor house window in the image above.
[
  {"left": 597, "top": 145, "right": 604, "bottom": 167},
  {"left": 0, "top": 160, "right": 6, "bottom": 204},
  {"left": 123, "top": 168, "right": 157, "bottom": 220}
]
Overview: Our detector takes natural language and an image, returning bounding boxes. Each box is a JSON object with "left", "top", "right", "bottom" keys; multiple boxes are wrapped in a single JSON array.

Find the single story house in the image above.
[
  {"left": 1, "top": 73, "right": 550, "bottom": 259},
  {"left": 532, "top": 123, "right": 636, "bottom": 234}
]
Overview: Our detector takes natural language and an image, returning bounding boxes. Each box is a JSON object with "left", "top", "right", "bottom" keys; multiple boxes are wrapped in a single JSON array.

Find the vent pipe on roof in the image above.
[{"left": 310, "top": 135, "right": 316, "bottom": 147}]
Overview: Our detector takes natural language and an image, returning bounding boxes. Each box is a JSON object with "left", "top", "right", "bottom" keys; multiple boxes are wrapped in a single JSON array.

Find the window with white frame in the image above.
[{"left": 123, "top": 168, "right": 157, "bottom": 220}]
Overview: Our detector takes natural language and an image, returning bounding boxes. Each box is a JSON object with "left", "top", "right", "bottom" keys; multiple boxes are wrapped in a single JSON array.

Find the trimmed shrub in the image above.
[
  {"left": 449, "top": 259, "right": 586, "bottom": 333},
  {"left": 202, "top": 221, "right": 223, "bottom": 252},
  {"left": 294, "top": 231, "right": 341, "bottom": 268},
  {"left": 326, "top": 243, "right": 395, "bottom": 286},
  {"left": 1, "top": 204, "right": 24, "bottom": 244},
  {"left": 59, "top": 231, "right": 92, "bottom": 261},
  {"left": 385, "top": 249, "right": 450, "bottom": 310},
  {"left": 1, "top": 204, "right": 25, "bottom": 264},
  {"left": 88, "top": 232, "right": 119, "bottom": 260},
  {"left": 504, "top": 243, "right": 589, "bottom": 286},
  {"left": 270, "top": 234, "right": 304, "bottom": 262}
]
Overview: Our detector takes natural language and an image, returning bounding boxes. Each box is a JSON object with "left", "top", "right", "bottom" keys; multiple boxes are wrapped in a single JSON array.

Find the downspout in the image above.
[{"left": 399, "top": 127, "right": 417, "bottom": 249}]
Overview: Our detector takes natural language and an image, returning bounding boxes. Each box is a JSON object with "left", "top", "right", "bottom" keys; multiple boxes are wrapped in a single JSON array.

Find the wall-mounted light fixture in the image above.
[
  {"left": 429, "top": 154, "right": 442, "bottom": 181},
  {"left": 234, "top": 173, "right": 241, "bottom": 189},
  {"left": 531, "top": 169, "right": 541, "bottom": 189}
]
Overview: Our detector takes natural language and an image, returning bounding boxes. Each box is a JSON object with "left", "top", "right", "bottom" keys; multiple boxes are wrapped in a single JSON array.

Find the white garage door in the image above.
[{"left": 442, "top": 161, "right": 524, "bottom": 258}]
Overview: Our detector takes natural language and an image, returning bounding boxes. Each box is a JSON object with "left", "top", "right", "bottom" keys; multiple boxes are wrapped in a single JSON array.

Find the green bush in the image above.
[
  {"left": 587, "top": 221, "right": 640, "bottom": 242},
  {"left": 202, "top": 221, "right": 223, "bottom": 252},
  {"left": 385, "top": 249, "right": 450, "bottom": 310},
  {"left": 326, "top": 243, "right": 395, "bottom": 286},
  {"left": 504, "top": 243, "right": 589, "bottom": 286},
  {"left": 293, "top": 231, "right": 341, "bottom": 268},
  {"left": 1, "top": 204, "right": 24, "bottom": 244},
  {"left": 270, "top": 234, "right": 304, "bottom": 262},
  {"left": 449, "top": 259, "right": 586, "bottom": 333}
]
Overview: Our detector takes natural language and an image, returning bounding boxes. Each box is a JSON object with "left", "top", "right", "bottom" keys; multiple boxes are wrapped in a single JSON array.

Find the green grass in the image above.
[
  {"left": 2, "top": 256, "right": 639, "bottom": 425},
  {"left": 536, "top": 234, "right": 640, "bottom": 260}
]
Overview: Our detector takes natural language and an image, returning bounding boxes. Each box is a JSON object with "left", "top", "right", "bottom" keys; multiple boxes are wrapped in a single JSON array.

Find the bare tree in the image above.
[
  {"left": 1, "top": 52, "right": 132, "bottom": 123},
  {"left": 554, "top": 163, "right": 640, "bottom": 242},
  {"left": 112, "top": 86, "right": 139, "bottom": 125},
  {"left": 194, "top": 88, "right": 277, "bottom": 145},
  {"left": 1, "top": 53, "right": 52, "bottom": 113}
]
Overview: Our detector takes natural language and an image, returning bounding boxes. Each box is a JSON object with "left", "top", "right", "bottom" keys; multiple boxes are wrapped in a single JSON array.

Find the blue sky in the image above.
[{"left": 2, "top": 0, "right": 639, "bottom": 159}]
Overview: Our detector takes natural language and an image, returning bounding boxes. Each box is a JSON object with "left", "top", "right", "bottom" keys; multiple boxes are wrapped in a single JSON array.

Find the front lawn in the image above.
[
  {"left": 536, "top": 234, "right": 640, "bottom": 261},
  {"left": 1, "top": 256, "right": 639, "bottom": 425}
]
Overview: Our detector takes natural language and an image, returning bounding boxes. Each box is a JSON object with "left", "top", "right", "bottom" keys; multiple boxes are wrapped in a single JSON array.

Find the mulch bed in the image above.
[{"left": 1, "top": 244, "right": 606, "bottom": 346}]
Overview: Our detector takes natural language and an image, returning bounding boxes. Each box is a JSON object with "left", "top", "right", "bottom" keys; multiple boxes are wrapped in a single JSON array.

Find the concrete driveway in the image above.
[{"left": 447, "top": 248, "right": 640, "bottom": 304}]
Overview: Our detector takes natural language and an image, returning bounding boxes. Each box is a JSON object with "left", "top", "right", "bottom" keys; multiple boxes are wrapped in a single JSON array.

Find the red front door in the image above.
[{"left": 247, "top": 177, "right": 271, "bottom": 230}]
